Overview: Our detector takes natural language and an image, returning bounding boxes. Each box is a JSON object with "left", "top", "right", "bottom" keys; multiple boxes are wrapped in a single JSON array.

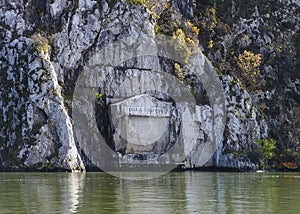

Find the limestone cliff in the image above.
[{"left": 0, "top": 0, "right": 299, "bottom": 171}]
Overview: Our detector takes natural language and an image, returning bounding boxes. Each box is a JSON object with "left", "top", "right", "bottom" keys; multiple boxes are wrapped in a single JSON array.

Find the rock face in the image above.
[
  {"left": 0, "top": 1, "right": 85, "bottom": 171},
  {"left": 216, "top": 75, "right": 268, "bottom": 169},
  {"left": 0, "top": 0, "right": 299, "bottom": 171}
]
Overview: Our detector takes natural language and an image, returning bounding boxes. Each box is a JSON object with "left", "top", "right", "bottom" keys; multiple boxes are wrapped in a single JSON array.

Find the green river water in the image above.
[{"left": 1, "top": 172, "right": 300, "bottom": 213}]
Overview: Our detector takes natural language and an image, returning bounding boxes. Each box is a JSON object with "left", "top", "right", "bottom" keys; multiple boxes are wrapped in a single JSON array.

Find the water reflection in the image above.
[
  {"left": 184, "top": 172, "right": 300, "bottom": 214},
  {"left": 59, "top": 173, "right": 85, "bottom": 213},
  {"left": 20, "top": 173, "right": 85, "bottom": 213},
  {"left": 1, "top": 172, "right": 300, "bottom": 213},
  {"left": 75, "top": 172, "right": 188, "bottom": 214},
  {"left": 114, "top": 174, "right": 188, "bottom": 214}
]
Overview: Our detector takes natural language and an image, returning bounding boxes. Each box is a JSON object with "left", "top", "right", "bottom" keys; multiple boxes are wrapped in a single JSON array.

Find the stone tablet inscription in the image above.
[
  {"left": 110, "top": 94, "right": 173, "bottom": 154},
  {"left": 125, "top": 106, "right": 170, "bottom": 117}
]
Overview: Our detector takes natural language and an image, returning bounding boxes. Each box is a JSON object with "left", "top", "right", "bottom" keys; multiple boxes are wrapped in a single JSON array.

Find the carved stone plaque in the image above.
[{"left": 110, "top": 94, "right": 172, "bottom": 154}]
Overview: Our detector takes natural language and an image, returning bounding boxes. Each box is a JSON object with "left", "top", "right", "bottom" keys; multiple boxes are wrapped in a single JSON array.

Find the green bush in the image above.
[{"left": 256, "top": 138, "right": 277, "bottom": 160}]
